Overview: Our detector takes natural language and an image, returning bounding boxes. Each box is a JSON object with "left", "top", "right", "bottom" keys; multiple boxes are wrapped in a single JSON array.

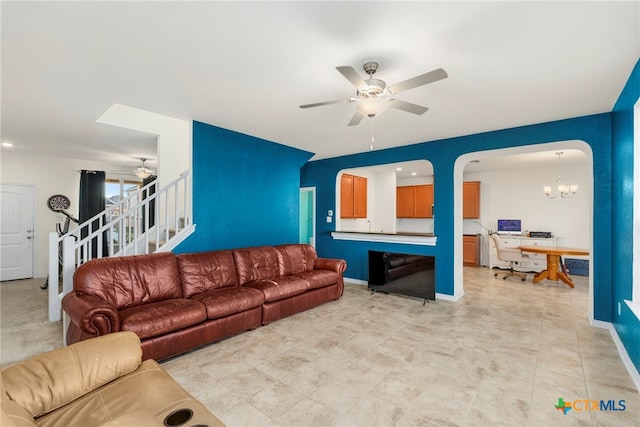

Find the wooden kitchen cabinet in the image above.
[
  {"left": 463, "top": 234, "right": 480, "bottom": 266},
  {"left": 397, "top": 184, "right": 433, "bottom": 218},
  {"left": 463, "top": 181, "right": 481, "bottom": 219},
  {"left": 340, "top": 173, "right": 367, "bottom": 218}
]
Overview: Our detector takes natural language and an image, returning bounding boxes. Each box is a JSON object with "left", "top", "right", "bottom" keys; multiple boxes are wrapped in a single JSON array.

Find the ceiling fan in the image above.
[
  {"left": 133, "top": 158, "right": 154, "bottom": 179},
  {"left": 299, "top": 62, "right": 448, "bottom": 126}
]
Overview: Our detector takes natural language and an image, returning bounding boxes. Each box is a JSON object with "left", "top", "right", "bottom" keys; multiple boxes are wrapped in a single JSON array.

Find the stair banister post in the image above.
[
  {"left": 48, "top": 232, "right": 61, "bottom": 322},
  {"left": 62, "top": 235, "right": 75, "bottom": 297}
]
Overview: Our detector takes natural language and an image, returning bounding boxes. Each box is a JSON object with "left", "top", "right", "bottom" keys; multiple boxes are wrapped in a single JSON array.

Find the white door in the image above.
[{"left": 1, "top": 184, "right": 35, "bottom": 281}]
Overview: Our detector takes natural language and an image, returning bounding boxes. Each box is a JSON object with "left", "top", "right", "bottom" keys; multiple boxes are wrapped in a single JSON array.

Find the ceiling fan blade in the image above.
[
  {"left": 299, "top": 99, "right": 351, "bottom": 109},
  {"left": 388, "top": 68, "right": 448, "bottom": 94},
  {"left": 388, "top": 99, "right": 429, "bottom": 115},
  {"left": 336, "top": 66, "right": 368, "bottom": 90},
  {"left": 347, "top": 110, "right": 364, "bottom": 126}
]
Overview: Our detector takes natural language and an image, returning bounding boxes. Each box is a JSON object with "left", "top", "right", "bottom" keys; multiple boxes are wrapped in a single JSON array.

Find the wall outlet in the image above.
[
  {"left": 326, "top": 216, "right": 332, "bottom": 223},
  {"left": 328, "top": 210, "right": 333, "bottom": 216}
]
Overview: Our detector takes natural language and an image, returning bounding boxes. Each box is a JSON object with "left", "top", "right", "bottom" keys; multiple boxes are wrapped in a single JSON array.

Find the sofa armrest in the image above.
[
  {"left": 314, "top": 258, "right": 347, "bottom": 297},
  {"left": 1, "top": 332, "right": 142, "bottom": 418},
  {"left": 62, "top": 292, "right": 120, "bottom": 336},
  {"left": 314, "top": 258, "right": 347, "bottom": 274}
]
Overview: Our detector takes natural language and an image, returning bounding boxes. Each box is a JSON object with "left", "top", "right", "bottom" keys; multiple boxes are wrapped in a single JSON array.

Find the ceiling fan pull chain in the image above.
[{"left": 370, "top": 117, "right": 375, "bottom": 151}]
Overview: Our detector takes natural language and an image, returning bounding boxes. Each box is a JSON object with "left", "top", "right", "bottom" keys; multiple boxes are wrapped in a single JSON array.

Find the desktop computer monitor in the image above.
[{"left": 497, "top": 219, "right": 522, "bottom": 234}]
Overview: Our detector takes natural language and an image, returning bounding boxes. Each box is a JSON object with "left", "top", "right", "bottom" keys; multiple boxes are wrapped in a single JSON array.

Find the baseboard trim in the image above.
[
  {"left": 436, "top": 291, "right": 464, "bottom": 301},
  {"left": 344, "top": 278, "right": 367, "bottom": 286},
  {"left": 589, "top": 314, "right": 640, "bottom": 393}
]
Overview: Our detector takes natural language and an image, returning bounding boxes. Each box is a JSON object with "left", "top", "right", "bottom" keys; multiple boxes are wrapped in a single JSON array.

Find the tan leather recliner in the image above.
[{"left": 1, "top": 332, "right": 225, "bottom": 427}]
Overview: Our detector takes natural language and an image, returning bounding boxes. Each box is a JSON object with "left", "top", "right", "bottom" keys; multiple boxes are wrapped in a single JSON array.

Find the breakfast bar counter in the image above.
[{"left": 331, "top": 231, "right": 437, "bottom": 246}]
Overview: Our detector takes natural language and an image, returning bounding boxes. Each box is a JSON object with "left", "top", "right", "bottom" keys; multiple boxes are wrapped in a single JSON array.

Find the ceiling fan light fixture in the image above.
[
  {"left": 135, "top": 169, "right": 151, "bottom": 179},
  {"left": 134, "top": 158, "right": 153, "bottom": 179},
  {"left": 356, "top": 98, "right": 388, "bottom": 118}
]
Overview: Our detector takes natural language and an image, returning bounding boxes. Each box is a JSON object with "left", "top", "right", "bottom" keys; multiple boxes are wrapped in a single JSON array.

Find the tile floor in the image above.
[{"left": 1, "top": 267, "right": 638, "bottom": 426}]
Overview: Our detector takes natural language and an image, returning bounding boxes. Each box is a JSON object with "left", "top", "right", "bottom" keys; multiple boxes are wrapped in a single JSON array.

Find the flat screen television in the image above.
[
  {"left": 497, "top": 219, "right": 522, "bottom": 234},
  {"left": 368, "top": 251, "right": 435, "bottom": 303}
]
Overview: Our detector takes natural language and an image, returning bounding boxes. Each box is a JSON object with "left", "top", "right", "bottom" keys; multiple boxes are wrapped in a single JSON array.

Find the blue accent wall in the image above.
[
  {"left": 176, "top": 121, "right": 313, "bottom": 252},
  {"left": 302, "top": 115, "right": 613, "bottom": 315},
  {"left": 612, "top": 59, "right": 640, "bottom": 371}
]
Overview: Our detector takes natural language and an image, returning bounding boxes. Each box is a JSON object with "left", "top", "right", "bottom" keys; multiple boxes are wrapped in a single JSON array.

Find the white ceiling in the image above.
[{"left": 1, "top": 1, "right": 638, "bottom": 172}]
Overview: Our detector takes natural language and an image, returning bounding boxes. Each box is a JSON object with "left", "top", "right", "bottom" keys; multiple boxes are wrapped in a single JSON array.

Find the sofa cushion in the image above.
[
  {"left": 73, "top": 253, "right": 182, "bottom": 310},
  {"left": 1, "top": 332, "right": 141, "bottom": 419},
  {"left": 176, "top": 250, "right": 239, "bottom": 298},
  {"left": 275, "top": 244, "right": 317, "bottom": 275},
  {"left": 232, "top": 246, "right": 279, "bottom": 285},
  {"left": 244, "top": 276, "right": 309, "bottom": 302},
  {"left": 33, "top": 360, "right": 225, "bottom": 427},
  {"left": 190, "top": 287, "right": 265, "bottom": 320},
  {"left": 119, "top": 299, "right": 207, "bottom": 340},
  {"left": 294, "top": 270, "right": 338, "bottom": 290}
]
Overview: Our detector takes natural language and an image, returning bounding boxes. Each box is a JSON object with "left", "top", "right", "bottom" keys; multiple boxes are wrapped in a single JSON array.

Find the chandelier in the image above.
[{"left": 544, "top": 152, "right": 577, "bottom": 198}]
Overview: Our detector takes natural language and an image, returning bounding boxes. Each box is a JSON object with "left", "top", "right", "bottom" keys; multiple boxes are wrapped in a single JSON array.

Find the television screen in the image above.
[{"left": 497, "top": 219, "right": 522, "bottom": 233}]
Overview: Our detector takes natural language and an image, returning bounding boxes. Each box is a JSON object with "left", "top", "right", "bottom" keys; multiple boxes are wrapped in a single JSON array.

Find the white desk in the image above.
[{"left": 489, "top": 235, "right": 558, "bottom": 272}]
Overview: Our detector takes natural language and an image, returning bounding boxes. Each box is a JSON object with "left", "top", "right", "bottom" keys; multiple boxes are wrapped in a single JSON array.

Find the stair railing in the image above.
[{"left": 48, "top": 170, "right": 193, "bottom": 322}]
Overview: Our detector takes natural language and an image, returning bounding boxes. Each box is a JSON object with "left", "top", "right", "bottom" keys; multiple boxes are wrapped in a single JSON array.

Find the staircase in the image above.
[{"left": 47, "top": 170, "right": 194, "bottom": 322}]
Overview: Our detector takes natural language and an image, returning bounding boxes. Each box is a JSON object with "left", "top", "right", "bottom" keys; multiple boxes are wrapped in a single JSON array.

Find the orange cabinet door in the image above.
[
  {"left": 414, "top": 184, "right": 433, "bottom": 218},
  {"left": 463, "top": 181, "right": 480, "bottom": 219},
  {"left": 340, "top": 174, "right": 354, "bottom": 218},
  {"left": 353, "top": 176, "right": 367, "bottom": 218},
  {"left": 396, "top": 186, "right": 415, "bottom": 218},
  {"left": 341, "top": 173, "right": 367, "bottom": 218},
  {"left": 463, "top": 235, "right": 479, "bottom": 266}
]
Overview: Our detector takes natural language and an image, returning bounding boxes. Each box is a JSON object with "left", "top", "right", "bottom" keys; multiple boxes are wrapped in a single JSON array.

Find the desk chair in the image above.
[{"left": 490, "top": 233, "right": 527, "bottom": 281}]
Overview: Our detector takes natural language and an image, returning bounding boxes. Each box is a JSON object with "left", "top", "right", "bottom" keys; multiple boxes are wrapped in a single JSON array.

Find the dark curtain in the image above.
[
  {"left": 142, "top": 175, "right": 157, "bottom": 231},
  {"left": 79, "top": 170, "right": 107, "bottom": 258}
]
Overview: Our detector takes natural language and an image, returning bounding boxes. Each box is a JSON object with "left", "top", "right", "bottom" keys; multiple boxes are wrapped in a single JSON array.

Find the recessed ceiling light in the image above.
[
  {"left": 411, "top": 172, "right": 417, "bottom": 176},
  {"left": 396, "top": 167, "right": 402, "bottom": 171},
  {"left": 1, "top": 142, "right": 14, "bottom": 147}
]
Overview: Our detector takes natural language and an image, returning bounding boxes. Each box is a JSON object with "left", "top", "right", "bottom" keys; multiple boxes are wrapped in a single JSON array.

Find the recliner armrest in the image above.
[{"left": 62, "top": 292, "right": 120, "bottom": 336}]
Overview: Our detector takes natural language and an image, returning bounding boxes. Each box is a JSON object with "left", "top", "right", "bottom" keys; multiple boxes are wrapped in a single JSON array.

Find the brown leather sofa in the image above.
[
  {"left": 1, "top": 332, "right": 225, "bottom": 427},
  {"left": 62, "top": 244, "right": 346, "bottom": 361}
]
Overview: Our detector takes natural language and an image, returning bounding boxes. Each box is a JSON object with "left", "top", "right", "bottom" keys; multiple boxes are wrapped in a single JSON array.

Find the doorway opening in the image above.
[
  {"left": 300, "top": 187, "right": 316, "bottom": 247},
  {"left": 455, "top": 141, "right": 594, "bottom": 317}
]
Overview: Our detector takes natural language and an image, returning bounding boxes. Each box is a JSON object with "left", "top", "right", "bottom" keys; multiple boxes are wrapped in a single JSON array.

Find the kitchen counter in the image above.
[{"left": 331, "top": 231, "right": 437, "bottom": 246}]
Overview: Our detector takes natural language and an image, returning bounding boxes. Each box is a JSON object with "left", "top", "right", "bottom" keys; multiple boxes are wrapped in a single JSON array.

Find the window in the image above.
[{"left": 105, "top": 178, "right": 142, "bottom": 248}]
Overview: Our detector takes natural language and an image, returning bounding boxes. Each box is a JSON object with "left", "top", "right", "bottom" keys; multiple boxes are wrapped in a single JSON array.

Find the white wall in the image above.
[
  {"left": 463, "top": 162, "right": 590, "bottom": 265},
  {"left": 373, "top": 171, "right": 397, "bottom": 233},
  {"left": 0, "top": 151, "right": 141, "bottom": 277},
  {"left": 97, "top": 104, "right": 191, "bottom": 187}
]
